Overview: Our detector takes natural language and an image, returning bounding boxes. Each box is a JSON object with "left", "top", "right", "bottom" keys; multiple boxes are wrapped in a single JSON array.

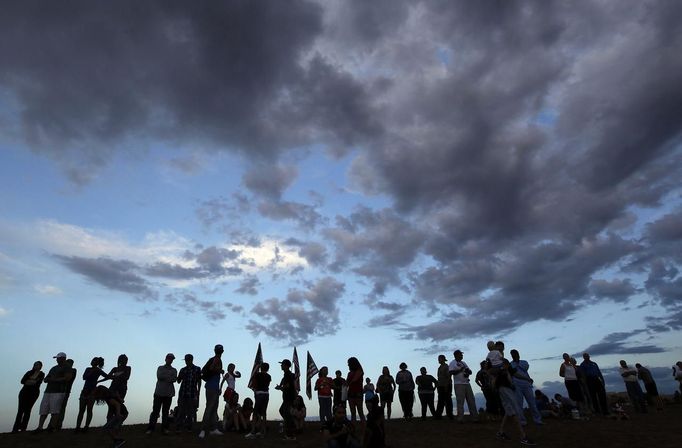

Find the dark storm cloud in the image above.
[
  {"left": 54, "top": 255, "right": 156, "bottom": 301},
  {"left": 323, "top": 207, "right": 426, "bottom": 294},
  {"left": 145, "top": 245, "right": 241, "bottom": 280},
  {"left": 246, "top": 276, "right": 344, "bottom": 344},
  {"left": 257, "top": 199, "right": 325, "bottom": 230},
  {"left": 589, "top": 279, "right": 638, "bottom": 302},
  {"left": 580, "top": 331, "right": 665, "bottom": 357},
  {"left": 243, "top": 164, "right": 298, "bottom": 200},
  {"left": 0, "top": 0, "right": 380, "bottom": 183}
]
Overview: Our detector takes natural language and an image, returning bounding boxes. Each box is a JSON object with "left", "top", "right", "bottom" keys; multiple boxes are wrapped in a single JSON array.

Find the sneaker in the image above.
[
  {"left": 496, "top": 431, "right": 511, "bottom": 441},
  {"left": 521, "top": 438, "right": 536, "bottom": 446},
  {"left": 198, "top": 430, "right": 206, "bottom": 439},
  {"left": 145, "top": 430, "right": 152, "bottom": 435},
  {"left": 113, "top": 439, "right": 127, "bottom": 448},
  {"left": 209, "top": 429, "right": 224, "bottom": 436},
  {"left": 245, "top": 432, "right": 262, "bottom": 439},
  {"left": 284, "top": 435, "right": 297, "bottom": 441}
]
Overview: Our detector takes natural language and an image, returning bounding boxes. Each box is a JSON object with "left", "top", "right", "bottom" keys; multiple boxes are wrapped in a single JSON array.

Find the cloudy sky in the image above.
[{"left": 1, "top": 0, "right": 681, "bottom": 430}]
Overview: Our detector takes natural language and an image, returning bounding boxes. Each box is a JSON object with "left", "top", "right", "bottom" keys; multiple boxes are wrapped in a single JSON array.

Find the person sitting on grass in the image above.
[
  {"left": 553, "top": 393, "right": 577, "bottom": 418},
  {"left": 240, "top": 397, "right": 253, "bottom": 433},
  {"left": 323, "top": 403, "right": 360, "bottom": 448},
  {"left": 495, "top": 359, "right": 535, "bottom": 446},
  {"left": 93, "top": 385, "right": 128, "bottom": 448},
  {"left": 291, "top": 394, "right": 307, "bottom": 433},
  {"left": 364, "top": 395, "right": 386, "bottom": 448},
  {"left": 534, "top": 390, "right": 559, "bottom": 419},
  {"left": 223, "top": 391, "right": 243, "bottom": 432}
]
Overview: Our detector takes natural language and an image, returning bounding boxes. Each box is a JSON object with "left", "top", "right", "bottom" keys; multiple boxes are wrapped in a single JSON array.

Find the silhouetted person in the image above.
[
  {"left": 395, "top": 362, "right": 414, "bottom": 419},
  {"left": 450, "top": 350, "right": 478, "bottom": 422},
  {"left": 93, "top": 385, "right": 128, "bottom": 448},
  {"left": 619, "top": 360, "right": 646, "bottom": 413},
  {"left": 244, "top": 362, "right": 271, "bottom": 439},
  {"left": 176, "top": 354, "right": 202, "bottom": 432},
  {"left": 347, "top": 357, "right": 365, "bottom": 422},
  {"left": 199, "top": 344, "right": 224, "bottom": 438},
  {"left": 333, "top": 369, "right": 347, "bottom": 409},
  {"left": 376, "top": 366, "right": 396, "bottom": 419},
  {"left": 35, "top": 352, "right": 70, "bottom": 432},
  {"left": 316, "top": 366, "right": 334, "bottom": 423},
  {"left": 510, "top": 349, "right": 542, "bottom": 426},
  {"left": 56, "top": 358, "right": 77, "bottom": 430},
  {"left": 276, "top": 358, "right": 297, "bottom": 440},
  {"left": 146, "top": 353, "right": 178, "bottom": 434},
  {"left": 415, "top": 367, "right": 437, "bottom": 419},
  {"left": 580, "top": 353, "right": 609, "bottom": 415},
  {"left": 12, "top": 361, "right": 44, "bottom": 433},
  {"left": 76, "top": 356, "right": 109, "bottom": 432},
  {"left": 636, "top": 363, "right": 663, "bottom": 411},
  {"left": 435, "top": 355, "right": 454, "bottom": 419}
]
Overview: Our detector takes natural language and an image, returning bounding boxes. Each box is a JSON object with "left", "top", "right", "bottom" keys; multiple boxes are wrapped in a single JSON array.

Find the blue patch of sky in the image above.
[
  {"left": 533, "top": 108, "right": 558, "bottom": 127},
  {"left": 435, "top": 46, "right": 451, "bottom": 67}
]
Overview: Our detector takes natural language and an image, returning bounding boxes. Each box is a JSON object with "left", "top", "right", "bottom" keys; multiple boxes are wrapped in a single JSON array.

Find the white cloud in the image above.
[
  {"left": 0, "top": 306, "right": 9, "bottom": 317},
  {"left": 34, "top": 284, "right": 63, "bottom": 295}
]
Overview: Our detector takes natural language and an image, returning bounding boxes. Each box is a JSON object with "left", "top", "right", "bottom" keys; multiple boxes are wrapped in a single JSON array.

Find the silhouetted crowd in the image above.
[{"left": 11, "top": 341, "right": 682, "bottom": 448}]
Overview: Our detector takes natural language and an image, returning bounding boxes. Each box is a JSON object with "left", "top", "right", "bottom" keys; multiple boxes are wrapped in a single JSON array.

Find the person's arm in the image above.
[
  {"left": 559, "top": 363, "right": 565, "bottom": 378},
  {"left": 20, "top": 370, "right": 32, "bottom": 385}
]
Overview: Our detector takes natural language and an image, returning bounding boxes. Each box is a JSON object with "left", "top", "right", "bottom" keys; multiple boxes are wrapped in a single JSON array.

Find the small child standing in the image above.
[{"left": 363, "top": 378, "right": 376, "bottom": 412}]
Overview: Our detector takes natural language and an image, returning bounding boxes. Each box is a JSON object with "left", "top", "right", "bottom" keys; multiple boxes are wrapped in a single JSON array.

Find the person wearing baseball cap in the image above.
[
  {"left": 449, "top": 350, "right": 479, "bottom": 423},
  {"left": 275, "top": 359, "right": 297, "bottom": 440},
  {"left": 145, "top": 353, "right": 177, "bottom": 434},
  {"left": 34, "top": 352, "right": 70, "bottom": 432}
]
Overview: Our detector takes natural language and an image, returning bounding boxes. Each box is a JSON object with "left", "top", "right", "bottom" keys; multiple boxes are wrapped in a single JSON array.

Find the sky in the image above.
[{"left": 1, "top": 0, "right": 682, "bottom": 432}]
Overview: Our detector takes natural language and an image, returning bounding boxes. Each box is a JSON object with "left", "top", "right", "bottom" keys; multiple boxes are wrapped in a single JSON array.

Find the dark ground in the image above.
[{"left": 2, "top": 403, "right": 681, "bottom": 448}]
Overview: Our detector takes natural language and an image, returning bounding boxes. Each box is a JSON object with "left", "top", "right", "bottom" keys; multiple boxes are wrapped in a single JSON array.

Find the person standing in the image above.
[
  {"left": 55, "top": 358, "right": 77, "bottom": 430},
  {"left": 176, "top": 354, "right": 202, "bottom": 432},
  {"left": 245, "top": 362, "right": 271, "bottom": 439},
  {"left": 35, "top": 352, "right": 70, "bottom": 432},
  {"left": 276, "top": 359, "right": 297, "bottom": 440},
  {"left": 619, "top": 360, "right": 647, "bottom": 413},
  {"left": 559, "top": 353, "right": 584, "bottom": 415},
  {"left": 93, "top": 385, "right": 128, "bottom": 448},
  {"left": 636, "top": 363, "right": 663, "bottom": 411},
  {"left": 580, "top": 353, "right": 609, "bottom": 415},
  {"left": 315, "top": 367, "right": 334, "bottom": 423},
  {"left": 395, "top": 362, "right": 415, "bottom": 420},
  {"left": 495, "top": 359, "right": 535, "bottom": 446},
  {"left": 346, "top": 357, "right": 365, "bottom": 422},
  {"left": 146, "top": 353, "right": 178, "bottom": 434},
  {"left": 476, "top": 360, "right": 500, "bottom": 418},
  {"left": 107, "top": 354, "right": 132, "bottom": 401},
  {"left": 415, "top": 367, "right": 437, "bottom": 419},
  {"left": 332, "top": 370, "right": 347, "bottom": 410},
  {"left": 449, "top": 350, "right": 478, "bottom": 423},
  {"left": 435, "top": 355, "right": 454, "bottom": 419},
  {"left": 199, "top": 344, "right": 225, "bottom": 438},
  {"left": 509, "top": 349, "right": 543, "bottom": 426},
  {"left": 674, "top": 361, "right": 682, "bottom": 394},
  {"left": 376, "top": 366, "right": 396, "bottom": 419},
  {"left": 75, "top": 357, "right": 109, "bottom": 432},
  {"left": 12, "top": 361, "right": 45, "bottom": 433}
]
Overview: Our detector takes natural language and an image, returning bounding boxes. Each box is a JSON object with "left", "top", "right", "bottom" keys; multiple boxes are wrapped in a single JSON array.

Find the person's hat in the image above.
[
  {"left": 184, "top": 354, "right": 193, "bottom": 360},
  {"left": 279, "top": 359, "right": 292, "bottom": 367},
  {"left": 453, "top": 349, "right": 463, "bottom": 355},
  {"left": 215, "top": 344, "right": 224, "bottom": 352},
  {"left": 53, "top": 352, "right": 67, "bottom": 359},
  {"left": 166, "top": 353, "right": 175, "bottom": 359}
]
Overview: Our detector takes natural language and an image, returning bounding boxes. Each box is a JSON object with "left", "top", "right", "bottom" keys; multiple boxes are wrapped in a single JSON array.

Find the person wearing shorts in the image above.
[
  {"left": 35, "top": 352, "right": 70, "bottom": 432},
  {"left": 245, "top": 362, "right": 271, "bottom": 439},
  {"left": 495, "top": 359, "right": 535, "bottom": 446}
]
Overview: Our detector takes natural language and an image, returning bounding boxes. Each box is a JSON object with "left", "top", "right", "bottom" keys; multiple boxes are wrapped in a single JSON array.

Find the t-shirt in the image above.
[
  {"left": 415, "top": 374, "right": 436, "bottom": 393},
  {"left": 44, "top": 364, "right": 71, "bottom": 393},
  {"left": 395, "top": 370, "right": 414, "bottom": 391},
  {"left": 487, "top": 350, "right": 503, "bottom": 367},
  {"left": 65, "top": 368, "right": 77, "bottom": 393},
  {"left": 82, "top": 367, "right": 108, "bottom": 395},
  {"left": 223, "top": 371, "right": 237, "bottom": 389},
  {"left": 108, "top": 366, "right": 131, "bottom": 395},
  {"left": 620, "top": 366, "right": 638, "bottom": 382},
  {"left": 562, "top": 363, "right": 577, "bottom": 381},
  {"left": 323, "top": 418, "right": 353, "bottom": 447},
  {"left": 202, "top": 356, "right": 223, "bottom": 390},
  {"left": 279, "top": 371, "right": 297, "bottom": 402},
  {"left": 21, "top": 370, "right": 45, "bottom": 390},
  {"left": 449, "top": 360, "right": 471, "bottom": 385},
  {"left": 437, "top": 363, "right": 450, "bottom": 387},
  {"left": 253, "top": 371, "right": 271, "bottom": 392},
  {"left": 363, "top": 383, "right": 375, "bottom": 400},
  {"left": 509, "top": 360, "right": 532, "bottom": 385},
  {"left": 637, "top": 366, "right": 654, "bottom": 384},
  {"left": 315, "top": 376, "right": 333, "bottom": 397},
  {"left": 376, "top": 375, "right": 394, "bottom": 394}
]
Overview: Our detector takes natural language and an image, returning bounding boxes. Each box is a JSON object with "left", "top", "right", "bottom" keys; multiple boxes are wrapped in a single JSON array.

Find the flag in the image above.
[
  {"left": 247, "top": 342, "right": 263, "bottom": 390},
  {"left": 292, "top": 347, "right": 301, "bottom": 393},
  {"left": 305, "top": 351, "right": 319, "bottom": 400}
]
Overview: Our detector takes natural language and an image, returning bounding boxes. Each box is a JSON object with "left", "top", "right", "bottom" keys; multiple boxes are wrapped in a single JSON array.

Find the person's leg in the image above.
[
  {"left": 465, "top": 385, "right": 478, "bottom": 420},
  {"left": 148, "top": 394, "right": 162, "bottom": 432},
  {"left": 47, "top": 393, "right": 65, "bottom": 430},
  {"left": 514, "top": 385, "right": 526, "bottom": 424},
  {"left": 13, "top": 390, "right": 28, "bottom": 432},
  {"left": 161, "top": 396, "right": 172, "bottom": 431},
  {"left": 201, "top": 389, "right": 218, "bottom": 431},
  {"left": 386, "top": 398, "right": 392, "bottom": 419},
  {"left": 445, "top": 385, "right": 454, "bottom": 418},
  {"left": 356, "top": 398, "right": 365, "bottom": 422},
  {"left": 454, "top": 385, "right": 465, "bottom": 421},
  {"left": 418, "top": 393, "right": 427, "bottom": 418},
  {"left": 435, "top": 387, "right": 444, "bottom": 417},
  {"left": 522, "top": 386, "right": 542, "bottom": 424},
  {"left": 76, "top": 398, "right": 87, "bottom": 429},
  {"left": 427, "top": 393, "right": 436, "bottom": 417}
]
